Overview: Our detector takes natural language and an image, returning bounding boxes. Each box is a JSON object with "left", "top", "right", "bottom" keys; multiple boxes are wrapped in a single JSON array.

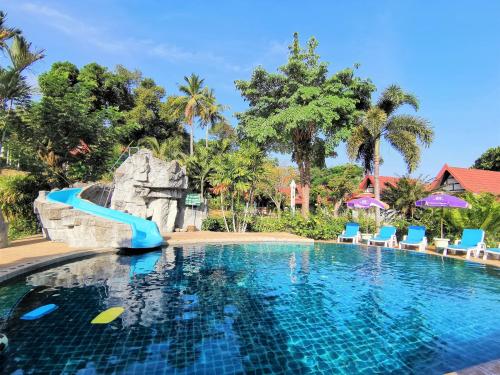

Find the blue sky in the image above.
[{"left": 4, "top": 0, "right": 500, "bottom": 178}]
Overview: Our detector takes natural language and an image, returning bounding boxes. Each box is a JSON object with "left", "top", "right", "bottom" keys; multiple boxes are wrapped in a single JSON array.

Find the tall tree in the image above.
[
  {"left": 170, "top": 74, "right": 207, "bottom": 155},
  {"left": 199, "top": 88, "right": 227, "bottom": 147},
  {"left": 311, "top": 164, "right": 363, "bottom": 216},
  {"left": 236, "top": 33, "right": 373, "bottom": 216},
  {"left": 347, "top": 85, "right": 433, "bottom": 226},
  {"left": 0, "top": 15, "right": 44, "bottom": 161},
  {"left": 6, "top": 35, "right": 44, "bottom": 73},
  {"left": 472, "top": 146, "right": 500, "bottom": 171},
  {"left": 0, "top": 11, "right": 20, "bottom": 51},
  {"left": 210, "top": 143, "right": 265, "bottom": 232},
  {"left": 125, "top": 78, "right": 183, "bottom": 143}
]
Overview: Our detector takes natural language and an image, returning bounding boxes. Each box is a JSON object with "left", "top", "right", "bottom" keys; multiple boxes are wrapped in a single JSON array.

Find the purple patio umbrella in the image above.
[
  {"left": 415, "top": 193, "right": 469, "bottom": 238},
  {"left": 347, "top": 197, "right": 389, "bottom": 210}
]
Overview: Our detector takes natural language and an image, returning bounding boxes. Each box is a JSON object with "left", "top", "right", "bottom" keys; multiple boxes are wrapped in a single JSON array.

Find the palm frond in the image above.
[
  {"left": 385, "top": 114, "right": 433, "bottom": 146},
  {"left": 384, "top": 130, "right": 420, "bottom": 173},
  {"left": 377, "top": 84, "right": 419, "bottom": 114},
  {"left": 7, "top": 35, "right": 45, "bottom": 73}
]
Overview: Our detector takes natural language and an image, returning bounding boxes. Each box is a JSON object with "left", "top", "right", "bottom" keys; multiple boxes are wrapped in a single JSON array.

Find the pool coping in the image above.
[{"left": 0, "top": 247, "right": 118, "bottom": 284}]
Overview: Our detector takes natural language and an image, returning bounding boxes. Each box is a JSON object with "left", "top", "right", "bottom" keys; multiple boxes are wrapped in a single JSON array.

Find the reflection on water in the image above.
[{"left": 0, "top": 242, "right": 499, "bottom": 374}]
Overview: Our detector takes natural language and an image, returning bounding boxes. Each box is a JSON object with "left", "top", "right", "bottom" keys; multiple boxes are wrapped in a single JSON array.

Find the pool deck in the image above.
[{"left": 445, "top": 358, "right": 500, "bottom": 375}]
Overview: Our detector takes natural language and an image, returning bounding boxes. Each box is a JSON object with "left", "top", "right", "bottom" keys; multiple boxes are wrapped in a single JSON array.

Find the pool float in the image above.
[
  {"left": 20, "top": 304, "right": 58, "bottom": 320},
  {"left": 91, "top": 307, "right": 125, "bottom": 324}
]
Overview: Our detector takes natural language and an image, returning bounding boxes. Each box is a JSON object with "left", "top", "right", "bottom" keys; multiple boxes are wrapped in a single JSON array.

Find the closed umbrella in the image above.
[{"left": 415, "top": 193, "right": 469, "bottom": 239}]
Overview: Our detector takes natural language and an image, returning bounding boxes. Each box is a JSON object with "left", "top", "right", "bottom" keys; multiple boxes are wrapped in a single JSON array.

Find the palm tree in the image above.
[
  {"left": 170, "top": 74, "right": 206, "bottom": 155},
  {"left": 138, "top": 136, "right": 187, "bottom": 162},
  {"left": 347, "top": 85, "right": 434, "bottom": 226},
  {"left": 381, "top": 176, "right": 429, "bottom": 219},
  {"left": 7, "top": 35, "right": 44, "bottom": 73},
  {"left": 0, "top": 29, "right": 44, "bottom": 161},
  {"left": 198, "top": 88, "right": 228, "bottom": 147},
  {"left": 0, "top": 69, "right": 31, "bottom": 158},
  {"left": 0, "top": 11, "right": 20, "bottom": 52}
]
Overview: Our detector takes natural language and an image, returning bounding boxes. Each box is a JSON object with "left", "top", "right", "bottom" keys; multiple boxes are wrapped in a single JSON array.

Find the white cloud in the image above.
[{"left": 18, "top": 2, "right": 245, "bottom": 71}]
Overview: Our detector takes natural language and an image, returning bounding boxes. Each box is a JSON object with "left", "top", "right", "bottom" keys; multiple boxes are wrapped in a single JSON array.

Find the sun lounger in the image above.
[
  {"left": 337, "top": 222, "right": 361, "bottom": 244},
  {"left": 443, "top": 229, "right": 486, "bottom": 259},
  {"left": 367, "top": 226, "right": 397, "bottom": 247},
  {"left": 483, "top": 244, "right": 500, "bottom": 260},
  {"left": 399, "top": 226, "right": 427, "bottom": 252}
]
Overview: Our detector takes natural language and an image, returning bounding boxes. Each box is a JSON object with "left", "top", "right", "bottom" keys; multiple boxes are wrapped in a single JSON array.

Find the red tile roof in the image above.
[
  {"left": 358, "top": 176, "right": 400, "bottom": 193},
  {"left": 279, "top": 185, "right": 304, "bottom": 205},
  {"left": 430, "top": 164, "right": 500, "bottom": 195}
]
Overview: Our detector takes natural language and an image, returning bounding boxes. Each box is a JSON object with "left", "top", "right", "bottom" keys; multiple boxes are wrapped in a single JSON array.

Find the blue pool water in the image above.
[{"left": 0, "top": 243, "right": 499, "bottom": 374}]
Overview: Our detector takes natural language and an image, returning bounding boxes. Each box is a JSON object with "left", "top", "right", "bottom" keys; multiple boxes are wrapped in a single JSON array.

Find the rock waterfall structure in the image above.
[
  {"left": 34, "top": 149, "right": 206, "bottom": 249},
  {"left": 110, "top": 149, "right": 194, "bottom": 234}
]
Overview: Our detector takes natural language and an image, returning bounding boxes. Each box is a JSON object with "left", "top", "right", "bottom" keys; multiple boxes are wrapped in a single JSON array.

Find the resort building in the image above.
[
  {"left": 359, "top": 164, "right": 500, "bottom": 196},
  {"left": 429, "top": 164, "right": 500, "bottom": 195},
  {"left": 358, "top": 176, "right": 401, "bottom": 195}
]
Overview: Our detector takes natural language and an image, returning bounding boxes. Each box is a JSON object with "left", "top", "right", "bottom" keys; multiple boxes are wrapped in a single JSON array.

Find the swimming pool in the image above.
[{"left": 0, "top": 243, "right": 499, "bottom": 374}]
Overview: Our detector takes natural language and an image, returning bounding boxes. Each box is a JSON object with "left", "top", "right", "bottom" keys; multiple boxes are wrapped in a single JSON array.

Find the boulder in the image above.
[
  {"left": 34, "top": 191, "right": 133, "bottom": 248},
  {"left": 0, "top": 210, "right": 8, "bottom": 248},
  {"left": 110, "top": 149, "right": 190, "bottom": 234}
]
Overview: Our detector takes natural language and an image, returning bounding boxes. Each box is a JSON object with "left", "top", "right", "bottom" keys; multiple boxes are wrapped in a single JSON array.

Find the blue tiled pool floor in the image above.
[{"left": 0, "top": 243, "right": 499, "bottom": 374}]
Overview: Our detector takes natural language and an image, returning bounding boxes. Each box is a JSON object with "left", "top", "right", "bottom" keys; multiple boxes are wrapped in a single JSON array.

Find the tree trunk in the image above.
[
  {"left": 299, "top": 157, "right": 311, "bottom": 217},
  {"left": 374, "top": 138, "right": 381, "bottom": 229},
  {"left": 220, "top": 194, "right": 230, "bottom": 232},
  {"left": 231, "top": 195, "right": 236, "bottom": 232},
  {"left": 333, "top": 200, "right": 342, "bottom": 218},
  {"left": 190, "top": 124, "right": 194, "bottom": 156},
  {"left": 205, "top": 126, "right": 209, "bottom": 148}
]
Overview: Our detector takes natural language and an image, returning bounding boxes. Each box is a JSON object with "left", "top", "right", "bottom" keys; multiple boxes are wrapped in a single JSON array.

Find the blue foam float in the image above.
[{"left": 20, "top": 304, "right": 58, "bottom": 320}]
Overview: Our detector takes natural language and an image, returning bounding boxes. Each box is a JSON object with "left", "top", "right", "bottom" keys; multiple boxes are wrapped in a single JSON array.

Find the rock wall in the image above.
[
  {"left": 175, "top": 197, "right": 208, "bottom": 231},
  {"left": 34, "top": 190, "right": 133, "bottom": 248},
  {"left": 79, "top": 182, "right": 113, "bottom": 207},
  {"left": 0, "top": 210, "right": 8, "bottom": 248},
  {"left": 110, "top": 149, "right": 190, "bottom": 233}
]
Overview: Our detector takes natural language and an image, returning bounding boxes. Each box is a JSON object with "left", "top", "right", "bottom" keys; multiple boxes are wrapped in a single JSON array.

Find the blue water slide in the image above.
[{"left": 47, "top": 188, "right": 164, "bottom": 249}]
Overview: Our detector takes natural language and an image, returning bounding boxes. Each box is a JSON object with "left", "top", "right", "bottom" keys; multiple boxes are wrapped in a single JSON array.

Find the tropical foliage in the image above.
[
  {"left": 473, "top": 146, "right": 500, "bottom": 171},
  {"left": 210, "top": 143, "right": 265, "bottom": 232},
  {"left": 381, "top": 176, "right": 430, "bottom": 219},
  {"left": 236, "top": 33, "right": 374, "bottom": 217},
  {"left": 0, "top": 15, "right": 495, "bottom": 248},
  {"left": 447, "top": 192, "right": 500, "bottom": 245},
  {"left": 256, "top": 162, "right": 297, "bottom": 217},
  {"left": 347, "top": 85, "right": 434, "bottom": 225},
  {"left": 311, "top": 164, "right": 363, "bottom": 216}
]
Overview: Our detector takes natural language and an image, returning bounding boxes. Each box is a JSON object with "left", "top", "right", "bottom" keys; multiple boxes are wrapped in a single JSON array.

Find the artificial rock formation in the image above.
[
  {"left": 0, "top": 210, "right": 8, "bottom": 248},
  {"left": 34, "top": 190, "right": 133, "bottom": 248},
  {"left": 110, "top": 149, "right": 190, "bottom": 234}
]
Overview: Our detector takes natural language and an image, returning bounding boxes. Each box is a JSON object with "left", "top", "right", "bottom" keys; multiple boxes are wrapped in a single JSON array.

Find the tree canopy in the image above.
[
  {"left": 473, "top": 146, "right": 500, "bottom": 171},
  {"left": 236, "top": 32, "right": 374, "bottom": 216}
]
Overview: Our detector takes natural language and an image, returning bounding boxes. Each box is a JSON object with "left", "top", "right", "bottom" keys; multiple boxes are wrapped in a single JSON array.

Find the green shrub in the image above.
[
  {"left": 252, "top": 216, "right": 287, "bottom": 232},
  {"left": 7, "top": 216, "right": 38, "bottom": 240},
  {"left": 357, "top": 215, "right": 377, "bottom": 234},
  {"left": 252, "top": 212, "right": 348, "bottom": 240},
  {"left": 0, "top": 174, "right": 47, "bottom": 240},
  {"left": 201, "top": 217, "right": 226, "bottom": 231}
]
